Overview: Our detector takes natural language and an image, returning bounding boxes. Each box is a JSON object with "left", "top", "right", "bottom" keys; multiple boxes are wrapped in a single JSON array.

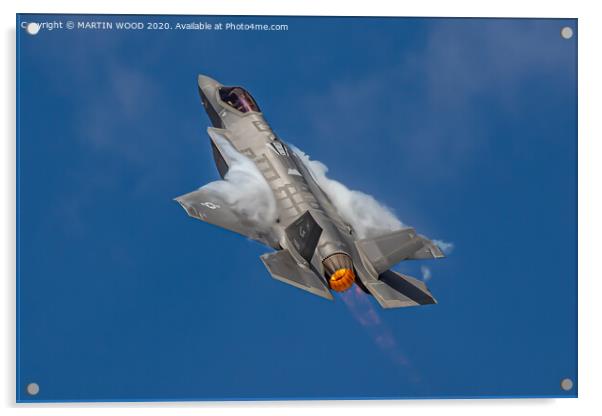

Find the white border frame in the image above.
[{"left": 3, "top": 1, "right": 600, "bottom": 415}]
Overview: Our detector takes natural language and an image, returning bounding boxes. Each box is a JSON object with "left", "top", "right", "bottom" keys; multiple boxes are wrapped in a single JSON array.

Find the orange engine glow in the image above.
[{"left": 329, "top": 268, "right": 355, "bottom": 292}]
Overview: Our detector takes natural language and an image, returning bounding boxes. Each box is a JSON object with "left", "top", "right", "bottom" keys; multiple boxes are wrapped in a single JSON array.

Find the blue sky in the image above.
[{"left": 17, "top": 15, "right": 577, "bottom": 401}]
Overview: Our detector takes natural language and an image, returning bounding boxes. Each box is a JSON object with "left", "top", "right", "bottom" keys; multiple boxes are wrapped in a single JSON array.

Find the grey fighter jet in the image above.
[{"left": 175, "top": 75, "right": 445, "bottom": 308}]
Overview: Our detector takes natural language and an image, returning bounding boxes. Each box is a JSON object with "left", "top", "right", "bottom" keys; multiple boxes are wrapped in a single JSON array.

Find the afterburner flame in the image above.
[{"left": 329, "top": 268, "right": 355, "bottom": 292}]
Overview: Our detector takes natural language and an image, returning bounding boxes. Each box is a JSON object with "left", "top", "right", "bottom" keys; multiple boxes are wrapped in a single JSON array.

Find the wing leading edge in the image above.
[
  {"left": 174, "top": 187, "right": 278, "bottom": 247},
  {"left": 356, "top": 228, "right": 444, "bottom": 275}
]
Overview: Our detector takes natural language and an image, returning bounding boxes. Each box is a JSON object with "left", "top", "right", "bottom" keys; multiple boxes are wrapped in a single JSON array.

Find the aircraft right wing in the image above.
[
  {"left": 406, "top": 236, "right": 446, "bottom": 260},
  {"left": 356, "top": 228, "right": 445, "bottom": 275}
]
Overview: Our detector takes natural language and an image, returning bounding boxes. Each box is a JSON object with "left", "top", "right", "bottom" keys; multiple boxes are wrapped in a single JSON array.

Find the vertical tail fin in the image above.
[{"left": 284, "top": 210, "right": 322, "bottom": 262}]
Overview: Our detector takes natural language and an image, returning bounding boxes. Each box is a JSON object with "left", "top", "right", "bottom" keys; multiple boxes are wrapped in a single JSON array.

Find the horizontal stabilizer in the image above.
[
  {"left": 260, "top": 249, "right": 333, "bottom": 300},
  {"left": 356, "top": 228, "right": 444, "bottom": 274},
  {"left": 362, "top": 270, "right": 437, "bottom": 308}
]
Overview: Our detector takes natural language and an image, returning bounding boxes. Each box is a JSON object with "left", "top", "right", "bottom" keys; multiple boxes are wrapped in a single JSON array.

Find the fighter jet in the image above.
[{"left": 175, "top": 75, "right": 445, "bottom": 308}]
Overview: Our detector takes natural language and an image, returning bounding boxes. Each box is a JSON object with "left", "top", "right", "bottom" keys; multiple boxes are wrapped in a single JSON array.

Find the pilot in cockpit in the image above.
[{"left": 219, "top": 87, "right": 261, "bottom": 114}]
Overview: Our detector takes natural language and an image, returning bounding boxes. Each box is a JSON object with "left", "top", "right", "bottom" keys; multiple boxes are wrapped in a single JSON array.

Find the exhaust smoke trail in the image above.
[{"left": 340, "top": 286, "right": 410, "bottom": 367}]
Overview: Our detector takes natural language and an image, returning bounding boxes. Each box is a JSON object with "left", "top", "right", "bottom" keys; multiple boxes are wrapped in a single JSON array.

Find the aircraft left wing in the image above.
[{"left": 175, "top": 188, "right": 272, "bottom": 244}]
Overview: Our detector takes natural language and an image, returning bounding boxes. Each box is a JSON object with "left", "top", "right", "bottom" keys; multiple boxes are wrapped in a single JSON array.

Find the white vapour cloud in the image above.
[
  {"left": 433, "top": 239, "right": 454, "bottom": 255},
  {"left": 201, "top": 134, "right": 277, "bottom": 230},
  {"left": 292, "top": 147, "right": 404, "bottom": 239},
  {"left": 198, "top": 138, "right": 453, "bottom": 254},
  {"left": 420, "top": 265, "right": 432, "bottom": 282}
]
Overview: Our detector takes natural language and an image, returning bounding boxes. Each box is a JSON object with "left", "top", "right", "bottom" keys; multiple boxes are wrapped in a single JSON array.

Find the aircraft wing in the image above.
[
  {"left": 356, "top": 228, "right": 444, "bottom": 274},
  {"left": 175, "top": 188, "right": 269, "bottom": 243},
  {"left": 408, "top": 236, "right": 446, "bottom": 260}
]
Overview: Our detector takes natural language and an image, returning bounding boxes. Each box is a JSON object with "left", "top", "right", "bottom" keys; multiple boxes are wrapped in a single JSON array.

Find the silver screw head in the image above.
[
  {"left": 561, "top": 26, "right": 574, "bottom": 40},
  {"left": 26, "top": 382, "right": 39, "bottom": 396},
  {"left": 560, "top": 378, "right": 574, "bottom": 391},
  {"left": 25, "top": 22, "right": 40, "bottom": 35}
]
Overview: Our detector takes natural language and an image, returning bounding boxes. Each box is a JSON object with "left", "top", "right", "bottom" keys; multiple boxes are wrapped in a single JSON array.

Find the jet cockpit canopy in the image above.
[{"left": 218, "top": 86, "right": 261, "bottom": 113}]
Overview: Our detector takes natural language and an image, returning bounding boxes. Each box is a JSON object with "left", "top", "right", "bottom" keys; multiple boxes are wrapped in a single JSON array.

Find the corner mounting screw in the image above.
[
  {"left": 560, "top": 378, "right": 574, "bottom": 391},
  {"left": 26, "top": 382, "right": 40, "bottom": 396},
  {"left": 560, "top": 26, "right": 574, "bottom": 40}
]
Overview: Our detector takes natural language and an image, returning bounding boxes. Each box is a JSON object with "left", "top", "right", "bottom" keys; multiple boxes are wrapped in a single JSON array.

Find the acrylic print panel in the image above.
[{"left": 16, "top": 14, "right": 577, "bottom": 402}]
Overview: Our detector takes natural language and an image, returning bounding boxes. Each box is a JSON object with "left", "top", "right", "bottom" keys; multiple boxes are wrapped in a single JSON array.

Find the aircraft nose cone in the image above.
[
  {"left": 197, "top": 74, "right": 221, "bottom": 90},
  {"left": 197, "top": 74, "right": 225, "bottom": 128}
]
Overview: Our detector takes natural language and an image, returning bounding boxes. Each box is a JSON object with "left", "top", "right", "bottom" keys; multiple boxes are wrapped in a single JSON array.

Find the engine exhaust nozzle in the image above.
[{"left": 322, "top": 253, "right": 355, "bottom": 292}]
